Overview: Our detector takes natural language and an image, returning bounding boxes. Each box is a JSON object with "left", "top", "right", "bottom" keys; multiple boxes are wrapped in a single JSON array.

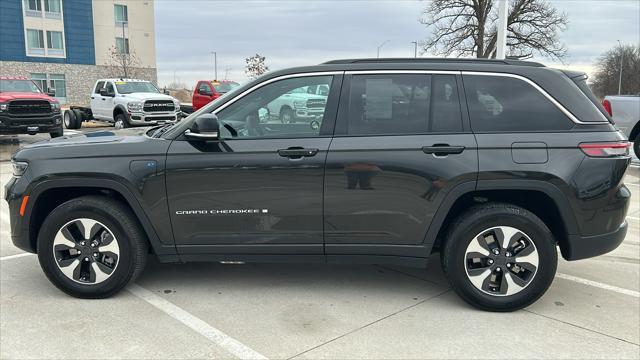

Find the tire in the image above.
[
  {"left": 634, "top": 133, "right": 639, "bottom": 159},
  {"left": 114, "top": 113, "right": 130, "bottom": 129},
  {"left": 37, "top": 195, "right": 148, "bottom": 298},
  {"left": 279, "top": 107, "right": 295, "bottom": 124},
  {"left": 63, "top": 110, "right": 79, "bottom": 129},
  {"left": 49, "top": 126, "right": 63, "bottom": 138},
  {"left": 72, "top": 109, "right": 84, "bottom": 125},
  {"left": 441, "top": 202, "right": 557, "bottom": 312}
]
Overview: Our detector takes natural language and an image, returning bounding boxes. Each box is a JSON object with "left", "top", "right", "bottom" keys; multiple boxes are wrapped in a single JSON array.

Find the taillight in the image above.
[
  {"left": 602, "top": 99, "right": 612, "bottom": 116},
  {"left": 579, "top": 141, "right": 630, "bottom": 157}
]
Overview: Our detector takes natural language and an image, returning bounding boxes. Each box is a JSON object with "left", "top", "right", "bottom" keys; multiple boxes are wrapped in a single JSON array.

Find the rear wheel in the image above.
[
  {"left": 114, "top": 113, "right": 130, "bottom": 129},
  {"left": 634, "top": 133, "right": 639, "bottom": 159},
  {"left": 441, "top": 203, "right": 557, "bottom": 312},
  {"left": 63, "top": 110, "right": 80, "bottom": 129},
  {"left": 37, "top": 196, "right": 148, "bottom": 298}
]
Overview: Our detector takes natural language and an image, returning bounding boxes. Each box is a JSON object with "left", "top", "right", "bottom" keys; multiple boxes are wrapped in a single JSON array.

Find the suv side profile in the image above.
[{"left": 6, "top": 59, "right": 631, "bottom": 311}]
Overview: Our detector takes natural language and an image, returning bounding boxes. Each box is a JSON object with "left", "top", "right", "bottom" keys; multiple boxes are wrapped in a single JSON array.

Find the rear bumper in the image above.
[
  {"left": 0, "top": 113, "right": 62, "bottom": 134},
  {"left": 562, "top": 221, "right": 628, "bottom": 260}
]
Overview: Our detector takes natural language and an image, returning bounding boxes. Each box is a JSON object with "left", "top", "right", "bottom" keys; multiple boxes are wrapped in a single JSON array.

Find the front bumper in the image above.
[
  {"left": 4, "top": 176, "right": 34, "bottom": 253},
  {"left": 0, "top": 113, "right": 62, "bottom": 134},
  {"left": 562, "top": 221, "right": 628, "bottom": 260},
  {"left": 294, "top": 108, "right": 324, "bottom": 120},
  {"left": 129, "top": 111, "right": 179, "bottom": 125}
]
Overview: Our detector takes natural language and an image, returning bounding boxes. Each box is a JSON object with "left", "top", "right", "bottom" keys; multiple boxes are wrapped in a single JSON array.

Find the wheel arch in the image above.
[
  {"left": 25, "top": 178, "right": 174, "bottom": 258},
  {"left": 629, "top": 120, "right": 640, "bottom": 141},
  {"left": 113, "top": 104, "right": 128, "bottom": 120},
  {"left": 426, "top": 180, "right": 578, "bottom": 260}
]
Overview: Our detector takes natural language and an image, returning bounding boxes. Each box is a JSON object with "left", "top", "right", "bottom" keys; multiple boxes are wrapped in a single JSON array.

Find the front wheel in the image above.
[
  {"left": 634, "top": 133, "right": 639, "bottom": 159},
  {"left": 114, "top": 113, "right": 130, "bottom": 129},
  {"left": 37, "top": 196, "right": 148, "bottom": 298},
  {"left": 441, "top": 203, "right": 557, "bottom": 312},
  {"left": 50, "top": 126, "right": 63, "bottom": 138}
]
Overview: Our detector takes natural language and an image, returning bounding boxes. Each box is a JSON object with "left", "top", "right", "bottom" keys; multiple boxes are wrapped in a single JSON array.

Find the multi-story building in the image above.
[{"left": 0, "top": 0, "right": 157, "bottom": 104}]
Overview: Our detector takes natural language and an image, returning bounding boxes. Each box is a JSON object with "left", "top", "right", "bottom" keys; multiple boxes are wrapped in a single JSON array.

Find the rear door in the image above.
[{"left": 324, "top": 71, "right": 478, "bottom": 257}]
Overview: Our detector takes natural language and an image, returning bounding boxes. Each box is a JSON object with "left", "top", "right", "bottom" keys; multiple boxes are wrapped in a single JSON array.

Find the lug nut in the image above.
[
  {"left": 80, "top": 241, "right": 86, "bottom": 246},
  {"left": 496, "top": 267, "right": 502, "bottom": 272},
  {"left": 487, "top": 259, "right": 494, "bottom": 264},
  {"left": 506, "top": 263, "right": 512, "bottom": 268},
  {"left": 506, "top": 252, "right": 512, "bottom": 257},
  {"left": 84, "top": 257, "right": 89, "bottom": 261},
  {"left": 492, "top": 249, "right": 499, "bottom": 255},
  {"left": 93, "top": 253, "right": 99, "bottom": 257}
]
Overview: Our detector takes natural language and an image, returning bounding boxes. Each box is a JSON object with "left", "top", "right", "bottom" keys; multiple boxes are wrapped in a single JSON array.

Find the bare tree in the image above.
[
  {"left": 420, "top": 0, "right": 568, "bottom": 60},
  {"left": 244, "top": 54, "right": 269, "bottom": 80},
  {"left": 105, "top": 45, "right": 141, "bottom": 79},
  {"left": 591, "top": 44, "right": 640, "bottom": 98}
]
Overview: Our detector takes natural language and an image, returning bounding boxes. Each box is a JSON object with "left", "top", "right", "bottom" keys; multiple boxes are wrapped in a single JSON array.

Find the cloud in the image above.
[{"left": 154, "top": 0, "right": 640, "bottom": 86}]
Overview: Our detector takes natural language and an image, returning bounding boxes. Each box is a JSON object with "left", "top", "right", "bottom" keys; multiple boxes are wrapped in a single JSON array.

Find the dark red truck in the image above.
[
  {"left": 0, "top": 77, "right": 63, "bottom": 138},
  {"left": 192, "top": 80, "right": 239, "bottom": 111}
]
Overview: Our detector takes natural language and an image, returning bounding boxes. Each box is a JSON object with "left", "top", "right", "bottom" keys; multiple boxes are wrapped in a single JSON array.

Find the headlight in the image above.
[
  {"left": 0, "top": 103, "right": 7, "bottom": 112},
  {"left": 174, "top": 100, "right": 180, "bottom": 111},
  {"left": 50, "top": 102, "right": 60, "bottom": 111},
  {"left": 127, "top": 101, "right": 143, "bottom": 112},
  {"left": 293, "top": 100, "right": 306, "bottom": 108},
  {"left": 11, "top": 161, "right": 29, "bottom": 177}
]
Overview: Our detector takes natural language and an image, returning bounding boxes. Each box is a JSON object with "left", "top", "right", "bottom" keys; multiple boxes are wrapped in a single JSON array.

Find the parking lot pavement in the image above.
[{"left": 0, "top": 132, "right": 639, "bottom": 359}]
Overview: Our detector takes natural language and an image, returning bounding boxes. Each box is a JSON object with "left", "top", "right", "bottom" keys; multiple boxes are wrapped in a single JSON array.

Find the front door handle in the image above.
[
  {"left": 278, "top": 147, "right": 319, "bottom": 159},
  {"left": 422, "top": 145, "right": 465, "bottom": 156}
]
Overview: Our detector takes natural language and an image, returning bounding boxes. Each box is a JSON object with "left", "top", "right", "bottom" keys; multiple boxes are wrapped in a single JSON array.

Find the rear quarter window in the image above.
[{"left": 463, "top": 75, "right": 573, "bottom": 132}]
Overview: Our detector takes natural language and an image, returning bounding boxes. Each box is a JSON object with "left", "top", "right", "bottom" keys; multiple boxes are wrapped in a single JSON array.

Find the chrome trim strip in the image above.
[
  {"left": 345, "top": 70, "right": 460, "bottom": 75},
  {"left": 462, "top": 71, "right": 608, "bottom": 124},
  {"left": 212, "top": 71, "right": 342, "bottom": 115}
]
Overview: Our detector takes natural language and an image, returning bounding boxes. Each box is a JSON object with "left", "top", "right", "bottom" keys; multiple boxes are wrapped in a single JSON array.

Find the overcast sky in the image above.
[{"left": 154, "top": 0, "right": 640, "bottom": 86}]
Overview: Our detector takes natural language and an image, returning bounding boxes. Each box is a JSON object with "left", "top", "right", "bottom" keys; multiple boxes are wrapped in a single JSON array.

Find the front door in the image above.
[
  {"left": 166, "top": 73, "right": 342, "bottom": 255},
  {"left": 193, "top": 81, "right": 213, "bottom": 110},
  {"left": 324, "top": 72, "right": 478, "bottom": 257}
]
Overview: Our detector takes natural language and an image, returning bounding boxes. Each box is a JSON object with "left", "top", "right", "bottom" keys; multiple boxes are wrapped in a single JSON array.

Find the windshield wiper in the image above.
[{"left": 149, "top": 122, "right": 175, "bottom": 138}]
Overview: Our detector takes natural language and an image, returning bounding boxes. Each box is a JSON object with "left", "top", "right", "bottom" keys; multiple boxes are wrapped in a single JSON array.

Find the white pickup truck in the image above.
[
  {"left": 602, "top": 95, "right": 640, "bottom": 157},
  {"left": 63, "top": 78, "right": 181, "bottom": 129}
]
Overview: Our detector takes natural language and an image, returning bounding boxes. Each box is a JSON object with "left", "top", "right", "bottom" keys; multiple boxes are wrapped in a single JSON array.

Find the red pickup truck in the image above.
[
  {"left": 192, "top": 80, "right": 240, "bottom": 111},
  {"left": 0, "top": 77, "right": 63, "bottom": 138}
]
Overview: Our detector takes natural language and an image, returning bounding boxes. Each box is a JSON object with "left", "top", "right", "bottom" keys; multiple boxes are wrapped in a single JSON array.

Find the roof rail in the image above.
[{"left": 322, "top": 58, "right": 545, "bottom": 67}]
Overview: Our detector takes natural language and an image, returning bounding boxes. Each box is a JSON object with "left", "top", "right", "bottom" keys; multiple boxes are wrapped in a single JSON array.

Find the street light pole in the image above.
[
  {"left": 411, "top": 41, "right": 418, "bottom": 58},
  {"left": 377, "top": 40, "right": 390, "bottom": 59},
  {"left": 211, "top": 51, "right": 218, "bottom": 80},
  {"left": 496, "top": 0, "right": 509, "bottom": 59},
  {"left": 617, "top": 40, "right": 624, "bottom": 95}
]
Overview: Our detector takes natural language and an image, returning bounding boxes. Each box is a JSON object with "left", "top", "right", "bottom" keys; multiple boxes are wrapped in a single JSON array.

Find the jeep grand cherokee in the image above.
[{"left": 5, "top": 58, "right": 631, "bottom": 311}]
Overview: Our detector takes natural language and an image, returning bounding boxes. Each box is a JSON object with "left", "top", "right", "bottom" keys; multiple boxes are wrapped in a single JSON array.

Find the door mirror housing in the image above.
[
  {"left": 99, "top": 88, "right": 114, "bottom": 97},
  {"left": 184, "top": 113, "right": 220, "bottom": 141},
  {"left": 47, "top": 89, "right": 56, "bottom": 97}
]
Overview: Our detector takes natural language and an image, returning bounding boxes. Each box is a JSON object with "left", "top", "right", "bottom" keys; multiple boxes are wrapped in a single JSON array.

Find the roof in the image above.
[
  {"left": 323, "top": 58, "right": 545, "bottom": 67},
  {"left": 97, "top": 78, "right": 151, "bottom": 82}
]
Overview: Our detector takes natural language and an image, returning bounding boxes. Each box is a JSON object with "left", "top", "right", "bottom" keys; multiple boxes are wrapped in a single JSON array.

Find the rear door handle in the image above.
[
  {"left": 91, "top": 96, "right": 95, "bottom": 99},
  {"left": 278, "top": 148, "right": 319, "bottom": 158},
  {"left": 422, "top": 145, "right": 465, "bottom": 155}
]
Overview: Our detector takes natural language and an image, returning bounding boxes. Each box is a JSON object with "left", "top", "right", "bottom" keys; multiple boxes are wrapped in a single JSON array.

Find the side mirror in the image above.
[
  {"left": 184, "top": 113, "right": 220, "bottom": 141},
  {"left": 47, "top": 89, "right": 56, "bottom": 97},
  {"left": 163, "top": 89, "right": 170, "bottom": 95},
  {"left": 100, "top": 88, "right": 114, "bottom": 97}
]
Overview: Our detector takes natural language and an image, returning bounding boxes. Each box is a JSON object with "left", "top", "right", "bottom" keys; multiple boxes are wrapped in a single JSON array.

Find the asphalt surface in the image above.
[{"left": 1, "top": 125, "right": 639, "bottom": 359}]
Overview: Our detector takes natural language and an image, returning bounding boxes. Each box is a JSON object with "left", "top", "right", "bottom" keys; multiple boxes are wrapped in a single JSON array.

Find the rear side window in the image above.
[
  {"left": 94, "top": 81, "right": 105, "bottom": 93},
  {"left": 463, "top": 75, "right": 573, "bottom": 132},
  {"left": 346, "top": 74, "right": 463, "bottom": 135}
]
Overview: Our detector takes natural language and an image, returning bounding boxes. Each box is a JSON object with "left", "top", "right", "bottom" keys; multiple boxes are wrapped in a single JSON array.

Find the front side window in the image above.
[
  {"left": 345, "top": 74, "right": 462, "bottom": 135},
  {"left": 115, "top": 37, "right": 129, "bottom": 54},
  {"left": 198, "top": 83, "right": 213, "bottom": 95},
  {"left": 26, "top": 29, "right": 45, "bottom": 55},
  {"left": 216, "top": 75, "right": 333, "bottom": 139},
  {"left": 114, "top": 4, "right": 128, "bottom": 24},
  {"left": 463, "top": 75, "right": 573, "bottom": 132}
]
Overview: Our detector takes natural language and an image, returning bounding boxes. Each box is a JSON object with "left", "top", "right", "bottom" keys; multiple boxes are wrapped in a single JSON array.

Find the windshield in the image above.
[
  {"left": 115, "top": 81, "right": 159, "bottom": 94},
  {"left": 213, "top": 82, "right": 239, "bottom": 93},
  {"left": 0, "top": 79, "right": 42, "bottom": 93}
]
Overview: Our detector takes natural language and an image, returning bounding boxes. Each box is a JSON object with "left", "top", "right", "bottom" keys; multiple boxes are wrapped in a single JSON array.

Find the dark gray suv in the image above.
[{"left": 5, "top": 58, "right": 631, "bottom": 311}]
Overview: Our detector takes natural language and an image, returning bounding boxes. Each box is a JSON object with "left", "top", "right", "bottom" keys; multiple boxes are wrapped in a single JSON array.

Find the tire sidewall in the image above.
[
  {"left": 444, "top": 207, "right": 557, "bottom": 311},
  {"left": 37, "top": 202, "right": 135, "bottom": 297},
  {"left": 634, "top": 133, "right": 639, "bottom": 159},
  {"left": 115, "top": 113, "right": 130, "bottom": 129}
]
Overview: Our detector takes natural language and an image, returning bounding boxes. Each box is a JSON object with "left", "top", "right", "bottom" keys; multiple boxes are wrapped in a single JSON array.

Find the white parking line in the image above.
[
  {"left": 556, "top": 273, "right": 640, "bottom": 298},
  {"left": 127, "top": 284, "right": 268, "bottom": 360},
  {"left": 0, "top": 252, "right": 34, "bottom": 261}
]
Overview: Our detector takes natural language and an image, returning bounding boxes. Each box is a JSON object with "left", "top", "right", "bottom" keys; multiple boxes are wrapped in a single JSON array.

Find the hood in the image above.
[
  {"left": 287, "top": 93, "right": 327, "bottom": 100},
  {"left": 0, "top": 92, "right": 54, "bottom": 102},
  {"left": 21, "top": 128, "right": 148, "bottom": 150},
  {"left": 118, "top": 92, "right": 177, "bottom": 101}
]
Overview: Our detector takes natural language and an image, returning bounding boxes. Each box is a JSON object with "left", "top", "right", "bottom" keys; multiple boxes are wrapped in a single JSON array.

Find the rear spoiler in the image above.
[{"left": 561, "top": 70, "right": 588, "bottom": 80}]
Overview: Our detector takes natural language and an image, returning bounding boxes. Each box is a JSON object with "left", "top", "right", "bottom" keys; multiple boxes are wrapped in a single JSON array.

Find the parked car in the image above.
[
  {"left": 63, "top": 78, "right": 181, "bottom": 130},
  {"left": 602, "top": 95, "right": 640, "bottom": 157},
  {"left": 6, "top": 58, "right": 631, "bottom": 311},
  {"left": 192, "top": 80, "right": 240, "bottom": 111},
  {"left": 265, "top": 84, "right": 329, "bottom": 123},
  {"left": 0, "top": 77, "right": 63, "bottom": 138}
]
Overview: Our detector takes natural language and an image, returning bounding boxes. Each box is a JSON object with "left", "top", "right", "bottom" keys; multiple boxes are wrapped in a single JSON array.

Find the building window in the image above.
[
  {"left": 24, "top": 0, "right": 42, "bottom": 16},
  {"left": 31, "top": 73, "right": 67, "bottom": 103},
  {"left": 26, "top": 29, "right": 45, "bottom": 56},
  {"left": 116, "top": 37, "right": 130, "bottom": 54},
  {"left": 30, "top": 73, "right": 48, "bottom": 93},
  {"left": 44, "top": 0, "right": 62, "bottom": 19},
  {"left": 46, "top": 31, "right": 64, "bottom": 55},
  {"left": 114, "top": 4, "right": 128, "bottom": 26}
]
